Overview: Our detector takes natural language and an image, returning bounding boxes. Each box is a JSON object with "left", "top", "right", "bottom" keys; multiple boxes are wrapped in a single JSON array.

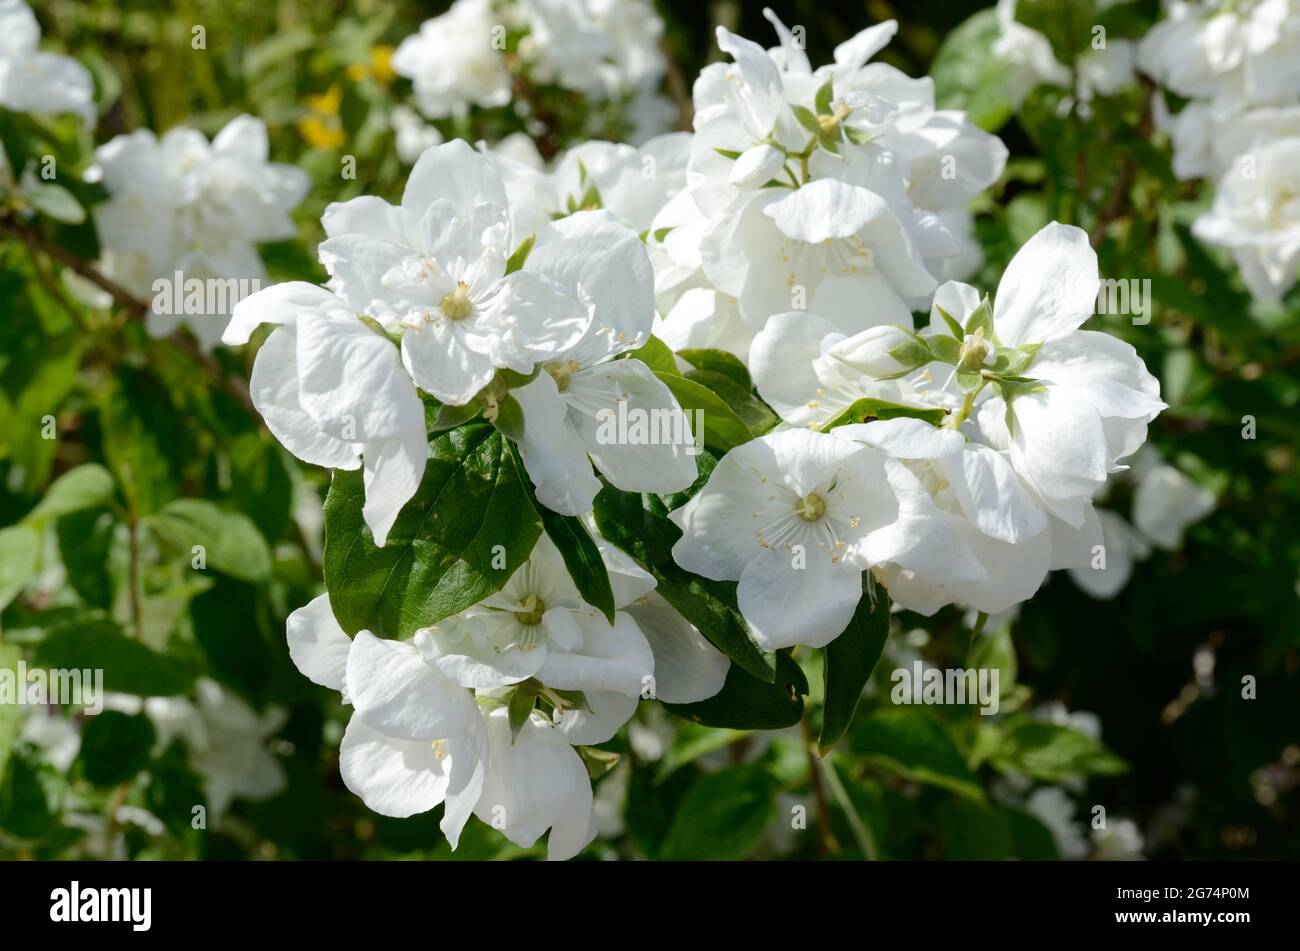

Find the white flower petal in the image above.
[
  {"left": 248, "top": 326, "right": 360, "bottom": 469},
  {"left": 993, "top": 222, "right": 1099, "bottom": 345},
  {"left": 285, "top": 594, "right": 352, "bottom": 693},
  {"left": 346, "top": 631, "right": 478, "bottom": 741},
  {"left": 473, "top": 709, "right": 595, "bottom": 860},
  {"left": 625, "top": 593, "right": 729, "bottom": 704},
  {"left": 737, "top": 550, "right": 863, "bottom": 650},
  {"left": 569, "top": 360, "right": 699, "bottom": 495},
  {"left": 514, "top": 373, "right": 603, "bottom": 516},
  {"left": 361, "top": 427, "right": 428, "bottom": 547}
]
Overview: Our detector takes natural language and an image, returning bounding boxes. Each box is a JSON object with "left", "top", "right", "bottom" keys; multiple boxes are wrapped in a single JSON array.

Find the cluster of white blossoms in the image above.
[
  {"left": 211, "top": 14, "right": 1168, "bottom": 859},
  {"left": 1138, "top": 0, "right": 1300, "bottom": 301},
  {"left": 0, "top": 0, "right": 95, "bottom": 123},
  {"left": 645, "top": 12, "right": 1009, "bottom": 359},
  {"left": 993, "top": 0, "right": 1137, "bottom": 113},
  {"left": 89, "top": 116, "right": 311, "bottom": 348},
  {"left": 284, "top": 538, "right": 727, "bottom": 859},
  {"left": 676, "top": 221, "right": 1165, "bottom": 636},
  {"left": 393, "top": 0, "right": 673, "bottom": 141}
]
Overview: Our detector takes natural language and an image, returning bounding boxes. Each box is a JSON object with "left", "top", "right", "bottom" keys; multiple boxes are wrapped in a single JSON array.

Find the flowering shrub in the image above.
[{"left": 1, "top": 0, "right": 1297, "bottom": 863}]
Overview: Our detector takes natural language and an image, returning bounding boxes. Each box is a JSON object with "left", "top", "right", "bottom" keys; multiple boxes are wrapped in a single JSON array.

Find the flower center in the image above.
[
  {"left": 431, "top": 739, "right": 447, "bottom": 760},
  {"left": 795, "top": 493, "right": 826, "bottom": 522},
  {"left": 543, "top": 359, "right": 581, "bottom": 392},
  {"left": 440, "top": 281, "right": 473, "bottom": 321},
  {"left": 958, "top": 328, "right": 992, "bottom": 371},
  {"left": 514, "top": 593, "right": 545, "bottom": 627},
  {"left": 816, "top": 103, "right": 852, "bottom": 136}
]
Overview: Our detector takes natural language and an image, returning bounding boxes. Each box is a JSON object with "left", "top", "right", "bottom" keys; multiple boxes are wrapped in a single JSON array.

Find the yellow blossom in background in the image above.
[
  {"left": 346, "top": 45, "right": 395, "bottom": 86},
  {"left": 297, "top": 84, "right": 345, "bottom": 149}
]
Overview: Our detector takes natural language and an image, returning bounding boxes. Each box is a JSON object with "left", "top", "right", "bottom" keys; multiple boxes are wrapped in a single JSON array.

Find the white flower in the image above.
[
  {"left": 1138, "top": 0, "right": 1300, "bottom": 109},
  {"left": 1192, "top": 136, "right": 1300, "bottom": 302},
  {"left": 105, "top": 680, "right": 287, "bottom": 822},
  {"left": 938, "top": 223, "right": 1166, "bottom": 528},
  {"left": 511, "top": 212, "right": 698, "bottom": 514},
  {"left": 654, "top": 287, "right": 753, "bottom": 358},
  {"left": 1025, "top": 786, "right": 1088, "bottom": 859},
  {"left": 750, "top": 311, "right": 919, "bottom": 427},
  {"left": 284, "top": 529, "right": 723, "bottom": 859},
  {"left": 669, "top": 428, "right": 928, "bottom": 649},
  {"left": 93, "top": 115, "right": 309, "bottom": 349},
  {"left": 681, "top": 20, "right": 1002, "bottom": 331},
  {"left": 1068, "top": 507, "right": 1148, "bottom": 599},
  {"left": 223, "top": 283, "right": 427, "bottom": 547},
  {"left": 519, "top": 0, "right": 666, "bottom": 100},
  {"left": 390, "top": 104, "right": 443, "bottom": 164},
  {"left": 391, "top": 0, "right": 512, "bottom": 119},
  {"left": 18, "top": 707, "right": 80, "bottom": 772},
  {"left": 1131, "top": 453, "right": 1215, "bottom": 549},
  {"left": 833, "top": 417, "right": 1052, "bottom": 616},
  {"left": 0, "top": 0, "right": 95, "bottom": 123},
  {"left": 317, "top": 139, "right": 591, "bottom": 405},
  {"left": 551, "top": 133, "right": 692, "bottom": 234},
  {"left": 993, "top": 0, "right": 1071, "bottom": 106},
  {"left": 422, "top": 535, "right": 657, "bottom": 743},
  {"left": 1093, "top": 817, "right": 1145, "bottom": 860}
]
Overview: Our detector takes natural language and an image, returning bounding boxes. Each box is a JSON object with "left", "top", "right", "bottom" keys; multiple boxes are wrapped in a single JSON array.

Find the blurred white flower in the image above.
[
  {"left": 94, "top": 115, "right": 309, "bottom": 349},
  {"left": 0, "top": 0, "right": 95, "bottom": 123}
]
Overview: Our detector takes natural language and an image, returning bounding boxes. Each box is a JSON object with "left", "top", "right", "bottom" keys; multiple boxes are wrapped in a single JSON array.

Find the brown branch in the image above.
[
  {"left": 801, "top": 715, "right": 838, "bottom": 858},
  {"left": 1, "top": 211, "right": 254, "bottom": 413},
  {"left": 0, "top": 212, "right": 150, "bottom": 314},
  {"left": 658, "top": 36, "right": 694, "bottom": 133},
  {"left": 1090, "top": 78, "right": 1155, "bottom": 247}
]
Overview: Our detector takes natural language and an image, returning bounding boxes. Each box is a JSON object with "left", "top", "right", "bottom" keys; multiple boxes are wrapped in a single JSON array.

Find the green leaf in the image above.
[
  {"left": 927, "top": 334, "right": 962, "bottom": 365},
  {"left": 57, "top": 508, "right": 116, "bottom": 609},
  {"left": 148, "top": 499, "right": 273, "bottom": 583},
  {"left": 663, "top": 651, "right": 807, "bottom": 730},
  {"left": 79, "top": 711, "right": 155, "bottom": 786},
  {"left": 0, "top": 524, "right": 40, "bottom": 611},
  {"left": 964, "top": 294, "right": 995, "bottom": 338},
  {"left": 505, "top": 234, "right": 535, "bottom": 274},
  {"left": 659, "top": 765, "right": 778, "bottom": 860},
  {"left": 934, "top": 305, "right": 966, "bottom": 340},
  {"left": 0, "top": 645, "right": 21, "bottom": 787},
  {"left": 653, "top": 371, "right": 754, "bottom": 452},
  {"left": 592, "top": 480, "right": 775, "bottom": 681},
  {"left": 988, "top": 719, "right": 1129, "bottom": 782},
  {"left": 850, "top": 709, "right": 985, "bottom": 801},
  {"left": 431, "top": 400, "right": 482, "bottom": 432},
  {"left": 487, "top": 393, "right": 525, "bottom": 442},
  {"left": 655, "top": 722, "right": 749, "bottom": 782},
  {"left": 621, "top": 335, "right": 677, "bottom": 375},
  {"left": 100, "top": 368, "right": 185, "bottom": 516},
  {"left": 814, "top": 78, "right": 835, "bottom": 116},
  {"left": 931, "top": 8, "right": 1015, "bottom": 131},
  {"left": 323, "top": 424, "right": 543, "bottom": 638},
  {"left": 507, "top": 689, "right": 535, "bottom": 743},
  {"left": 681, "top": 367, "right": 780, "bottom": 435},
  {"left": 819, "top": 578, "right": 891, "bottom": 753},
  {"left": 1015, "top": 0, "right": 1095, "bottom": 65},
  {"left": 819, "top": 398, "right": 947, "bottom": 431},
  {"left": 967, "top": 623, "right": 1018, "bottom": 696},
  {"left": 677, "top": 348, "right": 752, "bottom": 390},
  {"left": 510, "top": 443, "right": 615, "bottom": 622},
  {"left": 0, "top": 747, "right": 58, "bottom": 839},
  {"left": 791, "top": 105, "right": 819, "bottom": 134},
  {"left": 25, "top": 181, "right": 85, "bottom": 225},
  {"left": 34, "top": 619, "right": 196, "bottom": 696}
]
